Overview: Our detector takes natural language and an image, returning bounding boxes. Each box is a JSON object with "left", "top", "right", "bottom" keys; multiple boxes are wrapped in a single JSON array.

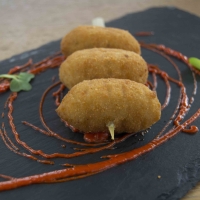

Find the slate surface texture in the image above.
[{"left": 0, "top": 7, "right": 200, "bottom": 200}]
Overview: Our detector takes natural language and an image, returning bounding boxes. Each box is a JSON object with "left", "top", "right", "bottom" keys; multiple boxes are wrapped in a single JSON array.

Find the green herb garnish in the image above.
[
  {"left": 0, "top": 72, "right": 35, "bottom": 92},
  {"left": 189, "top": 57, "right": 200, "bottom": 70}
]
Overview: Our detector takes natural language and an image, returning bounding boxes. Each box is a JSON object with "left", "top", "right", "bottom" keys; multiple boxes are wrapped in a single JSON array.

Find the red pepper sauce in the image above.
[
  {"left": 135, "top": 31, "right": 154, "bottom": 36},
  {"left": 0, "top": 43, "right": 199, "bottom": 191},
  {"left": 84, "top": 132, "right": 109, "bottom": 143}
]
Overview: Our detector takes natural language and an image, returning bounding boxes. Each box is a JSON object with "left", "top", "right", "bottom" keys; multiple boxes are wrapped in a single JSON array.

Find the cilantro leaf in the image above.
[
  {"left": 18, "top": 72, "right": 35, "bottom": 82},
  {"left": 0, "top": 72, "right": 35, "bottom": 92}
]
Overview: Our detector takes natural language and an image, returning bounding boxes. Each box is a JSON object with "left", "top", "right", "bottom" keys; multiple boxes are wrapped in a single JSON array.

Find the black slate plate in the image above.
[{"left": 0, "top": 7, "right": 200, "bottom": 200}]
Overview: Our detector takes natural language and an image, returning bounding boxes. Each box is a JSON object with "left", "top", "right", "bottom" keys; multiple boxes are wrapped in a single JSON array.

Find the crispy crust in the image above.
[
  {"left": 61, "top": 26, "right": 141, "bottom": 56},
  {"left": 56, "top": 78, "right": 161, "bottom": 134},
  {"left": 59, "top": 48, "right": 148, "bottom": 89}
]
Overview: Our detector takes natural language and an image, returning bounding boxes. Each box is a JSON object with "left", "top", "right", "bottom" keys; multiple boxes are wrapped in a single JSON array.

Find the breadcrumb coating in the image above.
[
  {"left": 61, "top": 26, "right": 141, "bottom": 57},
  {"left": 59, "top": 48, "right": 148, "bottom": 89},
  {"left": 56, "top": 78, "right": 161, "bottom": 134}
]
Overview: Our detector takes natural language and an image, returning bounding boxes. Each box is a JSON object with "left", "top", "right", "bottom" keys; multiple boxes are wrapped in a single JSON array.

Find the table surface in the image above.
[{"left": 1, "top": 0, "right": 200, "bottom": 199}]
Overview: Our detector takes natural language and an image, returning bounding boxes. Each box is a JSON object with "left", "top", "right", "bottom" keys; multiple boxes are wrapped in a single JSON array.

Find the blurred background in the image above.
[{"left": 0, "top": 0, "right": 200, "bottom": 60}]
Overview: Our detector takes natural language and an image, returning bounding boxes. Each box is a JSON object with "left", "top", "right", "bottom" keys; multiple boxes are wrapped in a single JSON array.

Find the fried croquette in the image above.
[
  {"left": 56, "top": 79, "right": 161, "bottom": 135},
  {"left": 61, "top": 26, "right": 141, "bottom": 57},
  {"left": 59, "top": 48, "right": 148, "bottom": 89}
]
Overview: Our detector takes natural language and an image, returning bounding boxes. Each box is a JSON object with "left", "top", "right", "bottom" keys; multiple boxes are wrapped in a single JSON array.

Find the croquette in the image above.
[
  {"left": 61, "top": 26, "right": 141, "bottom": 57},
  {"left": 56, "top": 79, "right": 161, "bottom": 135},
  {"left": 59, "top": 48, "right": 148, "bottom": 89}
]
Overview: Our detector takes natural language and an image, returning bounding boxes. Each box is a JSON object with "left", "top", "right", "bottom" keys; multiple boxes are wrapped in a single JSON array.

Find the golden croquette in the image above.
[
  {"left": 59, "top": 48, "right": 148, "bottom": 89},
  {"left": 61, "top": 26, "right": 141, "bottom": 57},
  {"left": 56, "top": 78, "right": 161, "bottom": 135}
]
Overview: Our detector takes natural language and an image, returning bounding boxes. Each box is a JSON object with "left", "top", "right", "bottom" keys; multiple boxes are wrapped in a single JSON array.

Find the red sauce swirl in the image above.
[{"left": 0, "top": 42, "right": 199, "bottom": 191}]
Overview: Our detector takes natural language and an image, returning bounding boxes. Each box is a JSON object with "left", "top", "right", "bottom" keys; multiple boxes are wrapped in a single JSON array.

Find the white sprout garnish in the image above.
[
  {"left": 107, "top": 122, "right": 115, "bottom": 140},
  {"left": 92, "top": 17, "right": 105, "bottom": 27}
]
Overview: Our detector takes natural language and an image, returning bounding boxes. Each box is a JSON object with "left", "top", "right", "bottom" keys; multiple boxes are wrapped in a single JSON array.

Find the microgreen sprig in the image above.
[
  {"left": 189, "top": 57, "right": 200, "bottom": 70},
  {"left": 0, "top": 72, "right": 35, "bottom": 92},
  {"left": 107, "top": 122, "right": 115, "bottom": 140}
]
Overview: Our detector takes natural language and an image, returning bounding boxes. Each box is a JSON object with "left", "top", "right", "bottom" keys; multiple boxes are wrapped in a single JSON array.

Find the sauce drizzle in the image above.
[{"left": 0, "top": 42, "right": 199, "bottom": 191}]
